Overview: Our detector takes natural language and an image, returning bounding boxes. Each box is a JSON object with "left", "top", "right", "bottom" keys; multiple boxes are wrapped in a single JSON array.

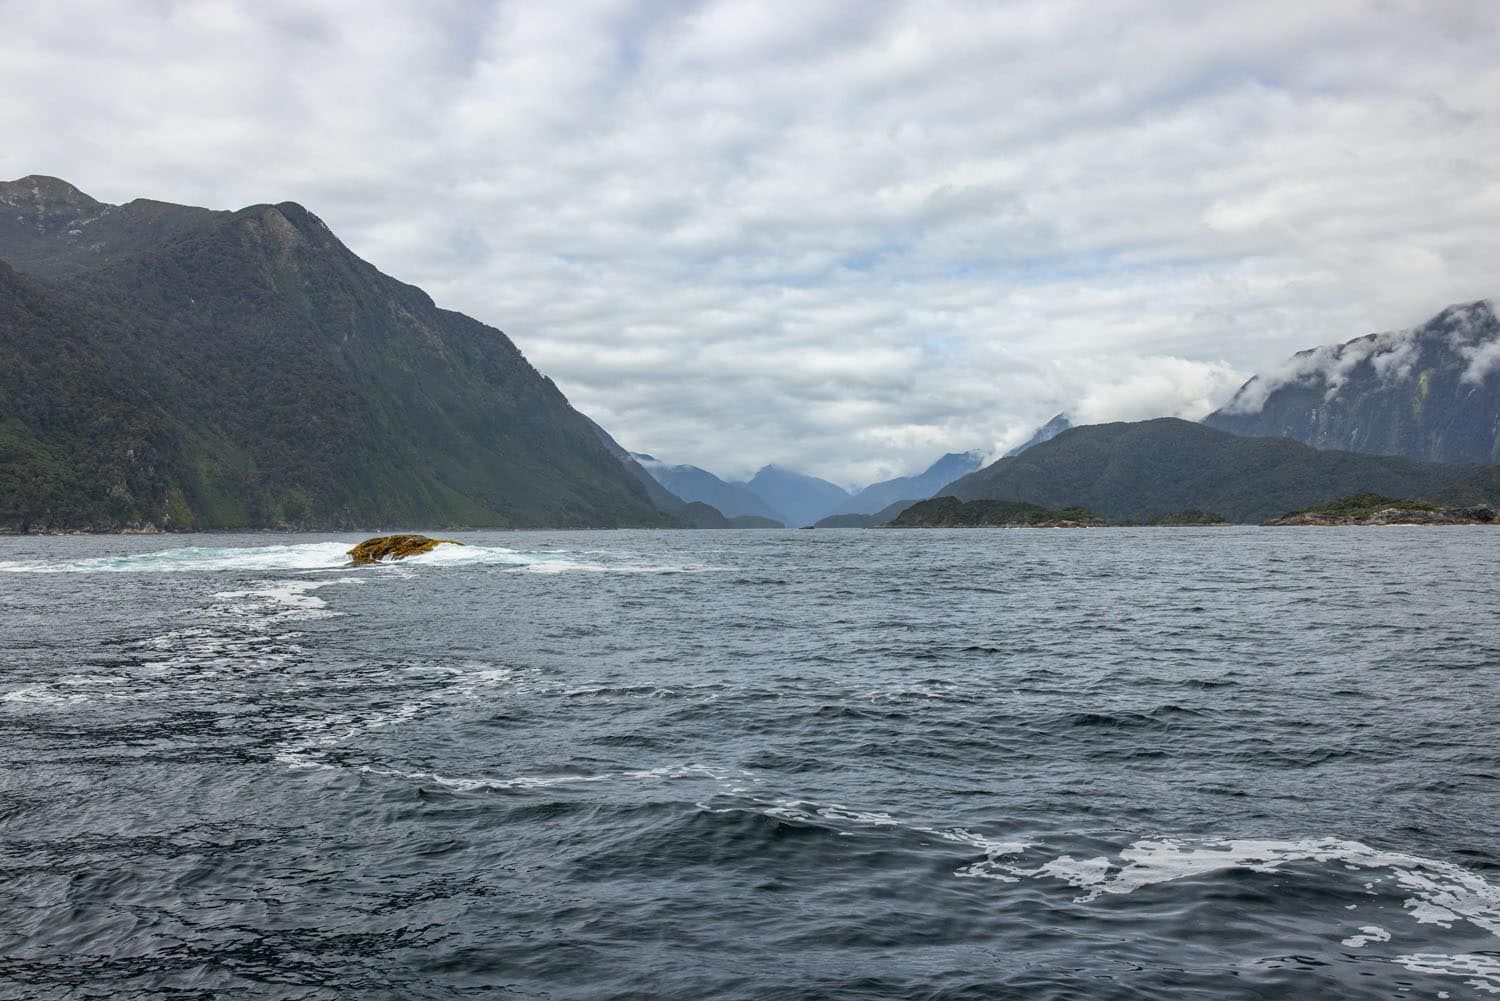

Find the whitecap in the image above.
[
  {"left": 0, "top": 542, "right": 357, "bottom": 574},
  {"left": 1396, "top": 953, "right": 1500, "bottom": 994},
  {"left": 1340, "top": 925, "right": 1391, "bottom": 948},
  {"left": 368, "top": 762, "right": 736, "bottom": 792},
  {"left": 1, "top": 684, "right": 89, "bottom": 707}
]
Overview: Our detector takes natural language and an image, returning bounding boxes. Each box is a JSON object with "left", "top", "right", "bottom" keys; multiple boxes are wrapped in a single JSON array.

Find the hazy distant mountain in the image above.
[
  {"left": 633, "top": 456, "right": 785, "bottom": 524},
  {"left": 0, "top": 176, "right": 673, "bottom": 531},
  {"left": 825, "top": 451, "right": 984, "bottom": 516},
  {"left": 1204, "top": 300, "right": 1500, "bottom": 463},
  {"left": 812, "top": 498, "right": 918, "bottom": 528},
  {"left": 744, "top": 465, "right": 850, "bottom": 527},
  {"left": 944, "top": 418, "right": 1500, "bottom": 523},
  {"left": 581, "top": 421, "right": 695, "bottom": 517},
  {"left": 1005, "top": 413, "right": 1072, "bottom": 457}
]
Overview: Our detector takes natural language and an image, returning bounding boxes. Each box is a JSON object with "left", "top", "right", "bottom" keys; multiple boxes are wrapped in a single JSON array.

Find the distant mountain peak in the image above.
[
  {"left": 0, "top": 174, "right": 99, "bottom": 207},
  {"left": 823, "top": 448, "right": 986, "bottom": 518},
  {"left": 1004, "top": 413, "right": 1072, "bottom": 457},
  {"left": 744, "top": 464, "right": 850, "bottom": 527},
  {"left": 1204, "top": 298, "right": 1500, "bottom": 463},
  {"left": 0, "top": 174, "right": 222, "bottom": 280}
]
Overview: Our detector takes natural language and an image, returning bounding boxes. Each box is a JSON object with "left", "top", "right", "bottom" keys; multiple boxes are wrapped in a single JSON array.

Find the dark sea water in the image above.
[{"left": 2, "top": 528, "right": 1499, "bottom": 1000}]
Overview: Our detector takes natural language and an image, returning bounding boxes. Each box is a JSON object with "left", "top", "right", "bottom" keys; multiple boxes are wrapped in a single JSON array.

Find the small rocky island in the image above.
[
  {"left": 347, "top": 534, "right": 465, "bottom": 564},
  {"left": 1267, "top": 494, "right": 1497, "bottom": 526},
  {"left": 885, "top": 497, "right": 1105, "bottom": 528}
]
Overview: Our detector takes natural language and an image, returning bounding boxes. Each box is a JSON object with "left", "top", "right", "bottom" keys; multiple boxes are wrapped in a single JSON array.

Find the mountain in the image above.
[
  {"left": 743, "top": 465, "right": 850, "bottom": 527},
  {"left": 633, "top": 456, "right": 785, "bottom": 524},
  {"left": 824, "top": 451, "right": 983, "bottom": 516},
  {"left": 812, "top": 498, "right": 918, "bottom": 528},
  {"left": 0, "top": 177, "right": 675, "bottom": 531},
  {"left": 943, "top": 418, "right": 1500, "bottom": 523},
  {"left": 582, "top": 419, "right": 695, "bottom": 516},
  {"left": 1203, "top": 300, "right": 1500, "bottom": 463},
  {"left": 0, "top": 175, "right": 223, "bottom": 280},
  {"left": 1004, "top": 413, "right": 1072, "bottom": 457}
]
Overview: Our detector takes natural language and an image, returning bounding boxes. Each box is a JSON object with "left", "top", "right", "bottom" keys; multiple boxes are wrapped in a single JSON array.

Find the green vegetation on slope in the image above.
[
  {"left": 944, "top": 419, "right": 1500, "bottom": 524},
  {"left": 1143, "top": 509, "right": 1226, "bottom": 526},
  {"left": 0, "top": 188, "right": 674, "bottom": 531},
  {"left": 888, "top": 497, "right": 1103, "bottom": 527},
  {"left": 812, "top": 498, "right": 918, "bottom": 528},
  {"left": 1284, "top": 494, "right": 1440, "bottom": 519}
]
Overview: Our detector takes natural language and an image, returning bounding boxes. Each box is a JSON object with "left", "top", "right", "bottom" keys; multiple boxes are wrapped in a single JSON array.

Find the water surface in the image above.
[{"left": 2, "top": 528, "right": 1498, "bottom": 999}]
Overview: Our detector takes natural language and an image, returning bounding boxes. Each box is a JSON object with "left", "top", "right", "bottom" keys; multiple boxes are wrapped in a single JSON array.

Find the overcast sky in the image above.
[{"left": 4, "top": 1, "right": 1499, "bottom": 485}]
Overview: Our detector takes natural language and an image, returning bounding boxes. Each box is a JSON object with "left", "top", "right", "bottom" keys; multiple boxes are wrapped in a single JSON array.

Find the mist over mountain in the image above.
[
  {"left": 1204, "top": 300, "right": 1500, "bottom": 463},
  {"left": 1004, "top": 413, "right": 1072, "bottom": 457},
  {"left": 823, "top": 451, "right": 983, "bottom": 517},
  {"left": 945, "top": 418, "right": 1500, "bottom": 523},
  {"left": 0, "top": 177, "right": 674, "bottom": 531}
]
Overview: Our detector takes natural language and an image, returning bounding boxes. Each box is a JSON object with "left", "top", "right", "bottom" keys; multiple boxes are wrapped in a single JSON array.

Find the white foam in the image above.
[
  {"left": 1012, "top": 837, "right": 1500, "bottom": 940},
  {"left": 0, "top": 542, "right": 357, "bottom": 573},
  {"left": 369, "top": 762, "right": 735, "bottom": 792},
  {"left": 1034, "top": 855, "right": 1113, "bottom": 888},
  {"left": 0, "top": 540, "right": 705, "bottom": 575},
  {"left": 1396, "top": 953, "right": 1500, "bottom": 994},
  {"left": 1, "top": 684, "right": 88, "bottom": 706},
  {"left": 202, "top": 579, "right": 348, "bottom": 631},
  {"left": 1341, "top": 925, "right": 1391, "bottom": 948},
  {"left": 57, "top": 674, "right": 128, "bottom": 687}
]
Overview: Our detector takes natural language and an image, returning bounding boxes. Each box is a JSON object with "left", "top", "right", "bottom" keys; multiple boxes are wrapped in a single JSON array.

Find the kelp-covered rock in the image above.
[{"left": 347, "top": 534, "right": 463, "bottom": 565}]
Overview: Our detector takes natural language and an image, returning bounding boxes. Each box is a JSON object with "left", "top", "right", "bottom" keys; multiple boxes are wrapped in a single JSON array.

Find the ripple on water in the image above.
[{"left": 2, "top": 528, "right": 1500, "bottom": 999}]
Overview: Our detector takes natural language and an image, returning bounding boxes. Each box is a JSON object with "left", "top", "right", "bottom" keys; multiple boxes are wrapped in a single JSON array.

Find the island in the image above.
[
  {"left": 885, "top": 497, "right": 1106, "bottom": 528},
  {"left": 1266, "top": 494, "right": 1497, "bottom": 526}
]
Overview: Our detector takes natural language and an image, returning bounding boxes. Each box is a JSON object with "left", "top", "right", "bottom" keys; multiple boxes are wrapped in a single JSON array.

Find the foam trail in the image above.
[
  {"left": 0, "top": 542, "right": 359, "bottom": 573},
  {"left": 0, "top": 541, "right": 700, "bottom": 574}
]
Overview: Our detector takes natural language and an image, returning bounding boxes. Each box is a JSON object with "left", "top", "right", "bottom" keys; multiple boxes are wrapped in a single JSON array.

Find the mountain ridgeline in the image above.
[
  {"left": 937, "top": 418, "right": 1500, "bottom": 524},
  {"left": 630, "top": 457, "right": 787, "bottom": 525},
  {"left": 9, "top": 174, "right": 1500, "bottom": 533},
  {"left": 1204, "top": 300, "right": 1500, "bottom": 462},
  {"left": 823, "top": 451, "right": 983, "bottom": 518},
  {"left": 0, "top": 176, "right": 677, "bottom": 531}
]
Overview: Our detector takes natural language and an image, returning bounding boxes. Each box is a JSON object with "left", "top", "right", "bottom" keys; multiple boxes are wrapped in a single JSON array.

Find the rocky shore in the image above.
[{"left": 1268, "top": 503, "right": 1496, "bottom": 526}]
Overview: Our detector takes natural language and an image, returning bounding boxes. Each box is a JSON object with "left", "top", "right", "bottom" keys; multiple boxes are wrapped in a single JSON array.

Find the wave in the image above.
[
  {"left": 362, "top": 762, "right": 743, "bottom": 792},
  {"left": 0, "top": 540, "right": 697, "bottom": 574},
  {"left": 690, "top": 791, "right": 1500, "bottom": 991}
]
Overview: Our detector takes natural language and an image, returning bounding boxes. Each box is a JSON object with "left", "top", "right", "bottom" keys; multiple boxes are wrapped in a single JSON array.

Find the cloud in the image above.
[
  {"left": 1220, "top": 298, "right": 1500, "bottom": 412},
  {"left": 3, "top": 1, "right": 1500, "bottom": 484}
]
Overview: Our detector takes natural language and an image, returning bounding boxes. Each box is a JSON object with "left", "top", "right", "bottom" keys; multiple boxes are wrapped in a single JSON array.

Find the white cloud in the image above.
[{"left": 3, "top": 1, "right": 1500, "bottom": 483}]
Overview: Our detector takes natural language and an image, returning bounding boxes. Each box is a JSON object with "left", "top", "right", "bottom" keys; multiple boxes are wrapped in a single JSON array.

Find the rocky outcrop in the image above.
[
  {"left": 347, "top": 534, "right": 463, "bottom": 564},
  {"left": 1268, "top": 505, "right": 1496, "bottom": 526}
]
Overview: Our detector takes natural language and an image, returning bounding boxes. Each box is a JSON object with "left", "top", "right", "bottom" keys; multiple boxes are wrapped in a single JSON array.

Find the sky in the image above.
[{"left": 4, "top": 0, "right": 1499, "bottom": 486}]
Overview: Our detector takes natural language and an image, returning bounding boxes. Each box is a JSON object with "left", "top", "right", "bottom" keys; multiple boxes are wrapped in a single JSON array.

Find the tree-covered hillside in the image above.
[
  {"left": 945, "top": 418, "right": 1500, "bottom": 523},
  {"left": 0, "top": 181, "right": 676, "bottom": 531}
]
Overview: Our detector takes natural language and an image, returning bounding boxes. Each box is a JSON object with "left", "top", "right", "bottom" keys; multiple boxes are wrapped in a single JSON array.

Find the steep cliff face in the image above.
[
  {"left": 0, "top": 179, "right": 673, "bottom": 531},
  {"left": 1204, "top": 300, "right": 1500, "bottom": 463}
]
